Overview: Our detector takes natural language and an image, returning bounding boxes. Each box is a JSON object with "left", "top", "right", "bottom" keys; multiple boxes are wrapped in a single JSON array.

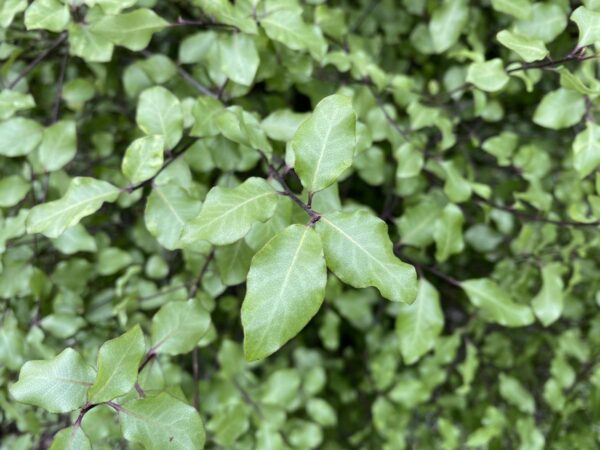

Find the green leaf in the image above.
[
  {"left": 0, "top": 89, "right": 35, "bottom": 120},
  {"left": 261, "top": 109, "right": 309, "bottom": 142},
  {"left": 466, "top": 59, "right": 509, "bottom": 92},
  {"left": 559, "top": 67, "right": 600, "bottom": 95},
  {"left": 145, "top": 183, "right": 202, "bottom": 250},
  {"left": 182, "top": 177, "right": 278, "bottom": 246},
  {"left": 24, "top": 0, "right": 69, "bottom": 32},
  {"left": 95, "top": 0, "right": 137, "bottom": 14},
  {"left": 396, "top": 278, "right": 444, "bottom": 365},
  {"left": 462, "top": 278, "right": 534, "bottom": 327},
  {"left": 433, "top": 204, "right": 464, "bottom": 262},
  {"left": 49, "top": 426, "right": 92, "bottom": 450},
  {"left": 119, "top": 392, "right": 205, "bottom": 450},
  {"left": 151, "top": 300, "right": 211, "bottom": 356},
  {"left": 306, "top": 398, "right": 337, "bottom": 427},
  {"left": 136, "top": 86, "right": 183, "bottom": 150},
  {"left": 68, "top": 23, "right": 114, "bottom": 63},
  {"left": 241, "top": 224, "right": 327, "bottom": 361},
  {"left": 571, "top": 6, "right": 600, "bottom": 48},
  {"left": 514, "top": 3, "right": 567, "bottom": 44},
  {"left": 38, "top": 120, "right": 77, "bottom": 172},
  {"left": 533, "top": 88, "right": 585, "bottom": 130},
  {"left": 291, "top": 94, "right": 356, "bottom": 193},
  {"left": 195, "top": 0, "right": 257, "bottom": 34},
  {"left": 215, "top": 239, "right": 254, "bottom": 286},
  {"left": 496, "top": 30, "right": 548, "bottom": 62},
  {"left": 51, "top": 224, "right": 97, "bottom": 255},
  {"left": 429, "top": 0, "right": 468, "bottom": 53},
  {"left": 499, "top": 373, "right": 535, "bottom": 413},
  {"left": 0, "top": 117, "right": 43, "bottom": 157},
  {"left": 218, "top": 33, "right": 259, "bottom": 86},
  {"left": 491, "top": 0, "right": 531, "bottom": 19},
  {"left": 573, "top": 122, "right": 600, "bottom": 178},
  {"left": 207, "top": 401, "right": 250, "bottom": 447},
  {"left": 88, "top": 325, "right": 145, "bottom": 403},
  {"left": 26, "top": 177, "right": 120, "bottom": 238},
  {"left": 9, "top": 348, "right": 96, "bottom": 413},
  {"left": 397, "top": 194, "right": 445, "bottom": 247},
  {"left": 261, "top": 5, "right": 327, "bottom": 59},
  {"left": 191, "top": 96, "right": 225, "bottom": 138},
  {"left": 532, "top": 263, "right": 564, "bottom": 327},
  {"left": 91, "top": 8, "right": 168, "bottom": 51},
  {"left": 316, "top": 210, "right": 417, "bottom": 303},
  {"left": 122, "top": 135, "right": 165, "bottom": 184},
  {"left": 0, "top": 175, "right": 30, "bottom": 208}
]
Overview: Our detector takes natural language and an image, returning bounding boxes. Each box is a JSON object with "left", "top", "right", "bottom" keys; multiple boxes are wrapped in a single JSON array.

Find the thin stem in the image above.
[
  {"left": 125, "top": 137, "right": 197, "bottom": 193},
  {"left": 396, "top": 247, "right": 462, "bottom": 288},
  {"left": 188, "top": 248, "right": 215, "bottom": 298},
  {"left": 366, "top": 82, "right": 411, "bottom": 142},
  {"left": 169, "top": 17, "right": 239, "bottom": 31},
  {"left": 176, "top": 65, "right": 218, "bottom": 98},
  {"left": 506, "top": 52, "right": 597, "bottom": 74},
  {"left": 474, "top": 195, "right": 600, "bottom": 228},
  {"left": 192, "top": 348, "right": 200, "bottom": 410},
  {"left": 50, "top": 50, "right": 69, "bottom": 124},
  {"left": 138, "top": 351, "right": 156, "bottom": 374},
  {"left": 258, "top": 150, "right": 321, "bottom": 221},
  {"left": 6, "top": 33, "right": 67, "bottom": 89}
]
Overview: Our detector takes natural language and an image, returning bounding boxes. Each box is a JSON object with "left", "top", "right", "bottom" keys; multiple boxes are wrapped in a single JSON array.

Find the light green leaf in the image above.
[
  {"left": 49, "top": 426, "right": 92, "bottom": 450},
  {"left": 38, "top": 120, "right": 77, "bottom": 172},
  {"left": 395, "top": 143, "right": 424, "bottom": 178},
  {"left": 242, "top": 224, "right": 327, "bottom": 361},
  {"left": 397, "top": 194, "right": 445, "bottom": 247},
  {"left": 182, "top": 177, "right": 278, "bottom": 246},
  {"left": 532, "top": 263, "right": 564, "bottom": 327},
  {"left": 261, "top": 6, "right": 327, "bottom": 59},
  {"left": 396, "top": 278, "right": 444, "bottom": 365},
  {"left": 196, "top": 0, "right": 257, "bottom": 34},
  {"left": 91, "top": 8, "right": 168, "bottom": 51},
  {"left": 120, "top": 392, "right": 205, "bottom": 450},
  {"left": 482, "top": 131, "right": 518, "bottom": 165},
  {"left": 191, "top": 96, "right": 224, "bottom": 138},
  {"left": 462, "top": 278, "right": 534, "bottom": 327},
  {"left": 0, "top": 90, "right": 35, "bottom": 120},
  {"left": 429, "top": 0, "right": 468, "bottom": 53},
  {"left": 218, "top": 33, "right": 259, "bottom": 86},
  {"left": 51, "top": 224, "right": 97, "bottom": 254},
  {"left": 573, "top": 122, "right": 600, "bottom": 178},
  {"left": 136, "top": 86, "right": 183, "bottom": 149},
  {"left": 95, "top": 0, "right": 137, "bottom": 14},
  {"left": 571, "top": 6, "right": 600, "bottom": 48},
  {"left": 88, "top": 325, "right": 145, "bottom": 403},
  {"left": 306, "top": 398, "right": 337, "bottom": 427},
  {"left": 316, "top": 210, "right": 417, "bottom": 303},
  {"left": 0, "top": 175, "right": 30, "bottom": 208},
  {"left": 514, "top": 3, "right": 567, "bottom": 44},
  {"left": 9, "top": 348, "right": 96, "bottom": 413},
  {"left": 533, "top": 88, "right": 585, "bottom": 130},
  {"left": 122, "top": 135, "right": 165, "bottom": 184},
  {"left": 499, "top": 373, "right": 535, "bottom": 413},
  {"left": 24, "top": 0, "right": 69, "bottom": 32},
  {"left": 145, "top": 183, "right": 202, "bottom": 250},
  {"left": 26, "top": 177, "right": 120, "bottom": 238},
  {"left": 466, "top": 59, "right": 509, "bottom": 92},
  {"left": 491, "top": 0, "right": 531, "bottom": 19},
  {"left": 559, "top": 67, "right": 600, "bottom": 95},
  {"left": 207, "top": 401, "right": 250, "bottom": 447},
  {"left": 151, "top": 300, "right": 211, "bottom": 356},
  {"left": 215, "top": 239, "right": 254, "bottom": 286},
  {"left": 433, "top": 204, "right": 464, "bottom": 262},
  {"left": 261, "top": 109, "right": 309, "bottom": 142},
  {"left": 291, "top": 94, "right": 356, "bottom": 192},
  {"left": 496, "top": 30, "right": 548, "bottom": 62},
  {"left": 0, "top": 117, "right": 43, "bottom": 157},
  {"left": 68, "top": 23, "right": 114, "bottom": 63}
]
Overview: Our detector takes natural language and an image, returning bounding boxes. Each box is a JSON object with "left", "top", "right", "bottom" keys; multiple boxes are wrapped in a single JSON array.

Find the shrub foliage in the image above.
[{"left": 2, "top": 0, "right": 600, "bottom": 449}]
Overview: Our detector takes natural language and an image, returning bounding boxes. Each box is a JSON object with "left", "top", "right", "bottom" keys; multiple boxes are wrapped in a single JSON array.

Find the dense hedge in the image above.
[{"left": 2, "top": 0, "right": 600, "bottom": 449}]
